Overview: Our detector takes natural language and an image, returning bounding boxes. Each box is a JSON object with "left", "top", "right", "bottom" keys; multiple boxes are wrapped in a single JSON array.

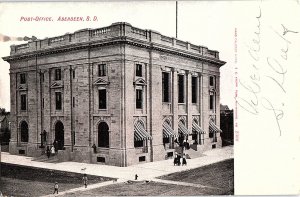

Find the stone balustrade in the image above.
[{"left": 9, "top": 22, "right": 220, "bottom": 59}]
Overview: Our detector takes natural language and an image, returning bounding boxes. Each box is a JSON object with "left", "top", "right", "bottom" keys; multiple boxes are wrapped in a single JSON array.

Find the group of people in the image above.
[
  {"left": 173, "top": 152, "right": 187, "bottom": 166},
  {"left": 53, "top": 174, "right": 88, "bottom": 194},
  {"left": 45, "top": 140, "right": 59, "bottom": 159}
]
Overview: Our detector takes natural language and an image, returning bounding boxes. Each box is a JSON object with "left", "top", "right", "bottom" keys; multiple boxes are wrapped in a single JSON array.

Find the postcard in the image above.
[{"left": 0, "top": 1, "right": 299, "bottom": 196}]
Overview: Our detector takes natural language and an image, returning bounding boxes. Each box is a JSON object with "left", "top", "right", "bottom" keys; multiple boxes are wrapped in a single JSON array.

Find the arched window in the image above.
[
  {"left": 55, "top": 121, "right": 64, "bottom": 150},
  {"left": 98, "top": 122, "right": 109, "bottom": 148},
  {"left": 20, "top": 121, "right": 28, "bottom": 142}
]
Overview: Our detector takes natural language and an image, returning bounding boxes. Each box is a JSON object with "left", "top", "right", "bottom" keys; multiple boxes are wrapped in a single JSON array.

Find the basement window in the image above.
[
  {"left": 139, "top": 156, "right": 146, "bottom": 162},
  {"left": 97, "top": 157, "right": 105, "bottom": 163}
]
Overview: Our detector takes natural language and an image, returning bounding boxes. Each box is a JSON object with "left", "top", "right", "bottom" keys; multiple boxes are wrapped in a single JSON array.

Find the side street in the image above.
[{"left": 1, "top": 146, "right": 233, "bottom": 196}]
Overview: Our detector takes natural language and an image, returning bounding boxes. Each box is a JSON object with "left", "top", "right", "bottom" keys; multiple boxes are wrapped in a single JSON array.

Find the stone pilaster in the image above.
[
  {"left": 172, "top": 68, "right": 179, "bottom": 134},
  {"left": 187, "top": 71, "right": 192, "bottom": 140}
]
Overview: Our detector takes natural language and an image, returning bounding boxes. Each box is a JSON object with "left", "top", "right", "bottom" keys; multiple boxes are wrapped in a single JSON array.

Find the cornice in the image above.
[{"left": 3, "top": 36, "right": 226, "bottom": 67}]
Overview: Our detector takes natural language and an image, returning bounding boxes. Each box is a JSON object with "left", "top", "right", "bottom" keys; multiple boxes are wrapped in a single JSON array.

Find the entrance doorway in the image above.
[{"left": 55, "top": 121, "right": 64, "bottom": 150}]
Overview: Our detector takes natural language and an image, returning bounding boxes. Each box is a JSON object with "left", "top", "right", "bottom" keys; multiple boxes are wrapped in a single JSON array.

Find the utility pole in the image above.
[{"left": 176, "top": 1, "right": 178, "bottom": 38}]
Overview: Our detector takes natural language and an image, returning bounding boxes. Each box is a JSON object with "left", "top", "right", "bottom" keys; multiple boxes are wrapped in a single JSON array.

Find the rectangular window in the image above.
[
  {"left": 210, "top": 94, "right": 214, "bottom": 110},
  {"left": 19, "top": 150, "right": 25, "bottom": 154},
  {"left": 20, "top": 73, "right": 26, "bottom": 84},
  {"left": 55, "top": 69, "right": 61, "bottom": 80},
  {"left": 178, "top": 75, "right": 185, "bottom": 103},
  {"left": 163, "top": 137, "right": 170, "bottom": 144},
  {"left": 136, "top": 89, "right": 143, "bottom": 109},
  {"left": 136, "top": 64, "right": 142, "bottom": 77},
  {"left": 134, "top": 140, "right": 143, "bottom": 148},
  {"left": 167, "top": 152, "right": 173, "bottom": 158},
  {"left": 55, "top": 92, "right": 62, "bottom": 110},
  {"left": 72, "top": 97, "right": 75, "bottom": 108},
  {"left": 97, "top": 157, "right": 105, "bottom": 163},
  {"left": 192, "top": 76, "right": 197, "bottom": 103},
  {"left": 72, "top": 70, "right": 75, "bottom": 79},
  {"left": 21, "top": 94, "right": 26, "bottom": 110},
  {"left": 209, "top": 76, "right": 214, "bottom": 86},
  {"left": 41, "top": 73, "right": 44, "bottom": 82},
  {"left": 162, "top": 72, "right": 170, "bottom": 102},
  {"left": 139, "top": 156, "right": 146, "bottom": 162},
  {"left": 98, "top": 64, "right": 106, "bottom": 77},
  {"left": 213, "top": 133, "right": 217, "bottom": 142},
  {"left": 98, "top": 89, "right": 107, "bottom": 109}
]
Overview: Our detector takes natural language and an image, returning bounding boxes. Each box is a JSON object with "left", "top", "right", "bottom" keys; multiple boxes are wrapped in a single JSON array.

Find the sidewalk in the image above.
[{"left": 1, "top": 146, "right": 233, "bottom": 181}]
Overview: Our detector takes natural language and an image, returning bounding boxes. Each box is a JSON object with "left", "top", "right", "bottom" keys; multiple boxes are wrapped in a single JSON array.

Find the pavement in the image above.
[
  {"left": 1, "top": 146, "right": 233, "bottom": 181},
  {"left": 41, "top": 180, "right": 119, "bottom": 197}
]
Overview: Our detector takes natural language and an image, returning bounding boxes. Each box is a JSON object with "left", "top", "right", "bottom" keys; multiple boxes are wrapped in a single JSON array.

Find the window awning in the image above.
[
  {"left": 192, "top": 122, "right": 206, "bottom": 134},
  {"left": 178, "top": 121, "right": 190, "bottom": 135},
  {"left": 134, "top": 122, "right": 152, "bottom": 141},
  {"left": 209, "top": 120, "right": 222, "bottom": 133},
  {"left": 163, "top": 122, "right": 178, "bottom": 138}
]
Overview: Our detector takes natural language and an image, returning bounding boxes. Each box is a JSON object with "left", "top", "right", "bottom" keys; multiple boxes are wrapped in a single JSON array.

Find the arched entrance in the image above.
[
  {"left": 98, "top": 122, "right": 109, "bottom": 148},
  {"left": 55, "top": 121, "right": 64, "bottom": 150},
  {"left": 20, "top": 121, "right": 28, "bottom": 143}
]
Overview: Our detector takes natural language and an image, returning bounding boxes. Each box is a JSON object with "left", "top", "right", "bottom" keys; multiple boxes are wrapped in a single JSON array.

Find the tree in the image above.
[{"left": 0, "top": 108, "right": 9, "bottom": 116}]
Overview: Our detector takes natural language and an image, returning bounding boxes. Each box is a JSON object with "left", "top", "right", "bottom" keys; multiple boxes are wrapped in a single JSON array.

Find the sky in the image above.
[
  {"left": 0, "top": 1, "right": 237, "bottom": 111},
  {"left": 0, "top": 1, "right": 300, "bottom": 194}
]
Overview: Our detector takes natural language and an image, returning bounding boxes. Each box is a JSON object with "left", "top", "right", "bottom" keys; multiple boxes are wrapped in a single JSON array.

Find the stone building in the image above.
[{"left": 3, "top": 22, "right": 225, "bottom": 166}]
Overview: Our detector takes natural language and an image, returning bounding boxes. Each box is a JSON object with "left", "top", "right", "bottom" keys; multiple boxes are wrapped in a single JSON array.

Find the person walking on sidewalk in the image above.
[
  {"left": 46, "top": 146, "right": 51, "bottom": 159},
  {"left": 83, "top": 174, "right": 88, "bottom": 188},
  {"left": 53, "top": 182, "right": 59, "bottom": 194},
  {"left": 173, "top": 152, "right": 178, "bottom": 166},
  {"left": 50, "top": 146, "right": 55, "bottom": 156},
  {"left": 182, "top": 153, "right": 187, "bottom": 166},
  {"left": 53, "top": 140, "right": 59, "bottom": 154}
]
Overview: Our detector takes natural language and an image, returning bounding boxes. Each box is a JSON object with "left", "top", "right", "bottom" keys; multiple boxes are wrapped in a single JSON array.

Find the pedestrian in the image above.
[
  {"left": 51, "top": 146, "right": 55, "bottom": 156},
  {"left": 53, "top": 182, "right": 59, "bottom": 194},
  {"left": 182, "top": 153, "right": 187, "bottom": 166},
  {"left": 83, "top": 174, "right": 88, "bottom": 188},
  {"left": 177, "top": 154, "right": 181, "bottom": 166},
  {"left": 53, "top": 141, "right": 59, "bottom": 154},
  {"left": 135, "top": 174, "right": 138, "bottom": 180},
  {"left": 92, "top": 144, "right": 97, "bottom": 153},
  {"left": 173, "top": 152, "right": 178, "bottom": 166},
  {"left": 46, "top": 146, "right": 51, "bottom": 158}
]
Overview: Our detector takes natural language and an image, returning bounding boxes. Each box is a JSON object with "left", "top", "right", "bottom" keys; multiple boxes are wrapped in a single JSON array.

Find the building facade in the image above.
[
  {"left": 220, "top": 104, "right": 234, "bottom": 146},
  {"left": 3, "top": 22, "right": 226, "bottom": 166}
]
